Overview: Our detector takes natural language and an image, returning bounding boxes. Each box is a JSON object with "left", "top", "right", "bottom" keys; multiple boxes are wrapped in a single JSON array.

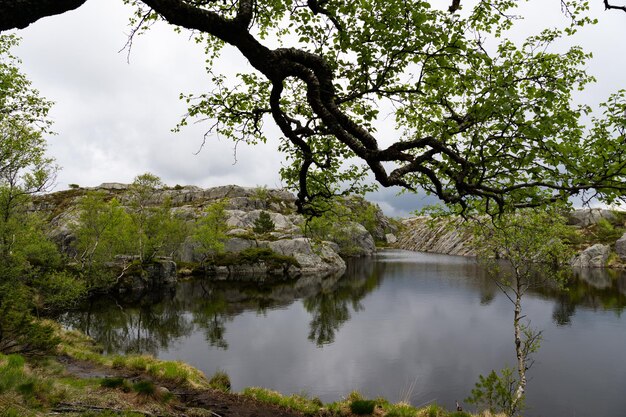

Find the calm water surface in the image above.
[{"left": 61, "top": 250, "right": 626, "bottom": 417}]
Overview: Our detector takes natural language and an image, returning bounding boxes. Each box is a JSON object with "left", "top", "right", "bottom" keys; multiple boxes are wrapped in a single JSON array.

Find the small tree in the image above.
[
  {"left": 253, "top": 210, "right": 275, "bottom": 234},
  {"left": 127, "top": 172, "right": 163, "bottom": 262},
  {"left": 193, "top": 199, "right": 229, "bottom": 263},
  {"left": 72, "top": 191, "right": 134, "bottom": 289},
  {"left": 467, "top": 207, "right": 572, "bottom": 416}
]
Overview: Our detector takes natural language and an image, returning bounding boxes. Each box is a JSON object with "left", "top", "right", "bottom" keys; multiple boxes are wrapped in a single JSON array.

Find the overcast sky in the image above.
[{"left": 8, "top": 0, "right": 626, "bottom": 217}]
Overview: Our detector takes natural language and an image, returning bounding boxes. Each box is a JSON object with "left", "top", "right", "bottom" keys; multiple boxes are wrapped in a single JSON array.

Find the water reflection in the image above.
[
  {"left": 61, "top": 253, "right": 626, "bottom": 355},
  {"left": 304, "top": 258, "right": 380, "bottom": 345},
  {"left": 532, "top": 268, "right": 626, "bottom": 326},
  {"left": 59, "top": 250, "right": 626, "bottom": 417},
  {"left": 60, "top": 261, "right": 385, "bottom": 353}
]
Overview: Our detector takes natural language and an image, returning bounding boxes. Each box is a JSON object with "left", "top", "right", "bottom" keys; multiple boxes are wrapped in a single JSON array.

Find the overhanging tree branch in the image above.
[{"left": 0, "top": 0, "right": 88, "bottom": 31}]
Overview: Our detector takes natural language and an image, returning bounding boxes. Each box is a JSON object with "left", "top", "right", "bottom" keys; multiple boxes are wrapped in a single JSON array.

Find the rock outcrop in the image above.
[
  {"left": 37, "top": 184, "right": 388, "bottom": 282},
  {"left": 394, "top": 216, "right": 474, "bottom": 256},
  {"left": 567, "top": 208, "right": 616, "bottom": 228},
  {"left": 570, "top": 244, "right": 611, "bottom": 268},
  {"left": 615, "top": 232, "right": 626, "bottom": 261}
]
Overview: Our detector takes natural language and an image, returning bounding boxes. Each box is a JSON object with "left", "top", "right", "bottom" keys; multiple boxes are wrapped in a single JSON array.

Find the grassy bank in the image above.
[{"left": 0, "top": 321, "right": 505, "bottom": 417}]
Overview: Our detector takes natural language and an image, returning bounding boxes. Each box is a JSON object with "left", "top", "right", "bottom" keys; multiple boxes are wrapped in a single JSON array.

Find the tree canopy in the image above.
[{"left": 2, "top": 1, "right": 626, "bottom": 215}]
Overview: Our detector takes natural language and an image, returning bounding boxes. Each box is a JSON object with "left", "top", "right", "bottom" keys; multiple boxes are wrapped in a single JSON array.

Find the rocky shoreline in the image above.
[{"left": 394, "top": 208, "right": 626, "bottom": 269}]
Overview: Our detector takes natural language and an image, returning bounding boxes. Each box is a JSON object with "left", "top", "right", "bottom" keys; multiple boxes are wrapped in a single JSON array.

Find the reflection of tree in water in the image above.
[
  {"left": 61, "top": 259, "right": 386, "bottom": 353},
  {"left": 304, "top": 258, "right": 382, "bottom": 346},
  {"left": 552, "top": 295, "right": 577, "bottom": 326},
  {"left": 533, "top": 268, "right": 626, "bottom": 326},
  {"left": 59, "top": 290, "right": 194, "bottom": 355},
  {"left": 189, "top": 281, "right": 231, "bottom": 349}
]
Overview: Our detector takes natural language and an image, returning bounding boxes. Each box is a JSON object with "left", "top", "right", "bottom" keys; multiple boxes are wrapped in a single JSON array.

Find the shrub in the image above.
[
  {"left": 253, "top": 211, "right": 275, "bottom": 234},
  {"left": 350, "top": 399, "right": 376, "bottom": 415},
  {"left": 465, "top": 368, "right": 519, "bottom": 416},
  {"left": 132, "top": 380, "right": 156, "bottom": 396},
  {"left": 100, "top": 377, "right": 127, "bottom": 389}
]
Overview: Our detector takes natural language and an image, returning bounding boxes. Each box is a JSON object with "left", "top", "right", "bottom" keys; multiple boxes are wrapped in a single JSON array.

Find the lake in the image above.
[{"left": 60, "top": 250, "right": 626, "bottom": 417}]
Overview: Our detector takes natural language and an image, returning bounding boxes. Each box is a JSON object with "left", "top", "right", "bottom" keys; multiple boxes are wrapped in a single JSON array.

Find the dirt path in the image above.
[{"left": 56, "top": 355, "right": 306, "bottom": 417}]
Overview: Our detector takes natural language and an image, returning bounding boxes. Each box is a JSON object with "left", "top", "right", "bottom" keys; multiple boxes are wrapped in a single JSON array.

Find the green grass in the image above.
[
  {"left": 425, "top": 403, "right": 446, "bottom": 417},
  {"left": 385, "top": 402, "right": 417, "bottom": 417},
  {"left": 208, "top": 370, "right": 231, "bottom": 393},
  {"left": 0, "top": 353, "right": 67, "bottom": 409},
  {"left": 242, "top": 387, "right": 322, "bottom": 416},
  {"left": 448, "top": 412, "right": 472, "bottom": 417}
]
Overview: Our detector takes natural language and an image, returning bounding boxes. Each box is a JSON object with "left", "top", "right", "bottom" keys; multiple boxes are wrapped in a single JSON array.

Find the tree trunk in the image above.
[{"left": 511, "top": 276, "right": 526, "bottom": 415}]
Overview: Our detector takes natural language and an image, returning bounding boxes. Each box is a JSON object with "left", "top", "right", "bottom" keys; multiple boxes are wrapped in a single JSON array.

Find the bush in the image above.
[
  {"left": 100, "top": 377, "right": 128, "bottom": 390},
  {"left": 132, "top": 380, "right": 156, "bottom": 396},
  {"left": 350, "top": 399, "right": 376, "bottom": 415}
]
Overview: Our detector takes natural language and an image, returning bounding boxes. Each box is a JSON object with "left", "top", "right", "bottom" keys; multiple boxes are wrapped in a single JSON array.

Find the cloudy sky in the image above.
[{"left": 8, "top": 0, "right": 626, "bottom": 216}]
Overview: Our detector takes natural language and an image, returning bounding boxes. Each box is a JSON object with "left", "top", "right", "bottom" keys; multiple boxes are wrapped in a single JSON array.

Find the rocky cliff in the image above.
[{"left": 394, "top": 216, "right": 475, "bottom": 256}]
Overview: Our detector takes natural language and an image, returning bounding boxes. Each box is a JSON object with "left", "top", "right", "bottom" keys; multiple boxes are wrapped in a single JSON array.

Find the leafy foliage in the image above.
[
  {"left": 192, "top": 199, "right": 229, "bottom": 262},
  {"left": 0, "top": 35, "right": 74, "bottom": 355},
  {"left": 117, "top": 0, "right": 626, "bottom": 215},
  {"left": 72, "top": 191, "right": 134, "bottom": 289},
  {"left": 465, "top": 368, "right": 519, "bottom": 416}
]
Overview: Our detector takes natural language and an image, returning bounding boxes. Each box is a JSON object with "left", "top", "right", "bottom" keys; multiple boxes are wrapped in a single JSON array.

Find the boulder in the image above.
[
  {"left": 567, "top": 209, "right": 615, "bottom": 228},
  {"left": 117, "top": 257, "right": 178, "bottom": 292},
  {"left": 570, "top": 244, "right": 611, "bottom": 268},
  {"left": 335, "top": 222, "right": 376, "bottom": 257},
  {"left": 224, "top": 237, "right": 257, "bottom": 253},
  {"left": 385, "top": 233, "right": 397, "bottom": 244},
  {"left": 95, "top": 182, "right": 129, "bottom": 190},
  {"left": 225, "top": 209, "right": 298, "bottom": 232},
  {"left": 268, "top": 238, "right": 346, "bottom": 274},
  {"left": 615, "top": 232, "right": 626, "bottom": 261}
]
